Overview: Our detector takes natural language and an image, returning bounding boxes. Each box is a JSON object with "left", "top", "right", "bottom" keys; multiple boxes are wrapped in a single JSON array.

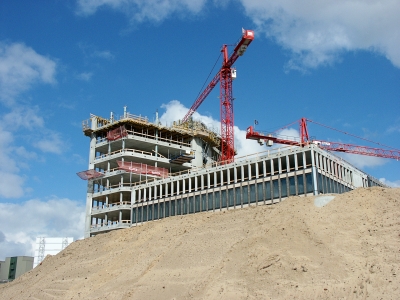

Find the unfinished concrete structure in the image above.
[{"left": 80, "top": 107, "right": 385, "bottom": 237}]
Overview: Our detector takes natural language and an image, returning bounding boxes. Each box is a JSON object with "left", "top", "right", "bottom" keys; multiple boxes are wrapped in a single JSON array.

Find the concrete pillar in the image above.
[
  {"left": 84, "top": 131, "right": 97, "bottom": 238},
  {"left": 311, "top": 149, "right": 319, "bottom": 195},
  {"left": 255, "top": 162, "right": 259, "bottom": 179},
  {"left": 131, "top": 191, "right": 135, "bottom": 204},
  {"left": 270, "top": 159, "right": 274, "bottom": 175},
  {"left": 262, "top": 160, "right": 266, "bottom": 177},
  {"left": 213, "top": 171, "right": 217, "bottom": 187}
]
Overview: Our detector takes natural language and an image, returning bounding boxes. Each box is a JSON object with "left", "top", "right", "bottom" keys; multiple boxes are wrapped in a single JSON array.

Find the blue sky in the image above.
[{"left": 0, "top": 0, "right": 399, "bottom": 260}]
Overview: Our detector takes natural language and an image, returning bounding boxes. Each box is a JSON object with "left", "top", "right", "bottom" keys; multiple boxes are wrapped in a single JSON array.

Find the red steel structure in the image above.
[
  {"left": 246, "top": 118, "right": 400, "bottom": 160},
  {"left": 182, "top": 29, "right": 254, "bottom": 163}
]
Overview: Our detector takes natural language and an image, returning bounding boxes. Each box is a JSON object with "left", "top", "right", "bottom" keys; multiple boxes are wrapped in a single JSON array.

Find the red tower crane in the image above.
[
  {"left": 182, "top": 29, "right": 254, "bottom": 163},
  {"left": 246, "top": 118, "right": 400, "bottom": 160}
]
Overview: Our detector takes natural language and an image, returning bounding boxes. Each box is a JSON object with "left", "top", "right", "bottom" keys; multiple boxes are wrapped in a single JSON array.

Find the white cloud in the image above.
[
  {"left": 76, "top": 71, "right": 93, "bottom": 81},
  {"left": 239, "top": 0, "right": 400, "bottom": 70},
  {"left": 2, "top": 106, "right": 44, "bottom": 130},
  {"left": 76, "top": 1, "right": 400, "bottom": 70},
  {"left": 0, "top": 42, "right": 63, "bottom": 199},
  {"left": 379, "top": 178, "right": 400, "bottom": 188},
  {"left": 0, "top": 198, "right": 85, "bottom": 260},
  {"left": 337, "top": 153, "right": 387, "bottom": 169},
  {"left": 76, "top": 0, "right": 207, "bottom": 23},
  {"left": 0, "top": 171, "right": 25, "bottom": 198},
  {"left": 93, "top": 50, "right": 114, "bottom": 60},
  {"left": 34, "top": 132, "right": 66, "bottom": 154},
  {"left": 0, "top": 42, "right": 57, "bottom": 105},
  {"left": 0, "top": 126, "right": 26, "bottom": 198}
]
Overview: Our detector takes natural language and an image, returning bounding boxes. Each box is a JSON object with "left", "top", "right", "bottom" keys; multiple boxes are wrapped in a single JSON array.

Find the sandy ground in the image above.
[{"left": 1, "top": 187, "right": 399, "bottom": 299}]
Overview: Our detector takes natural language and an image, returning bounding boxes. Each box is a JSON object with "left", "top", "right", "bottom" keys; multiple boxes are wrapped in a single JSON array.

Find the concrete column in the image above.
[
  {"left": 234, "top": 167, "right": 237, "bottom": 183},
  {"left": 270, "top": 159, "right": 274, "bottom": 175},
  {"left": 84, "top": 132, "right": 97, "bottom": 238},
  {"left": 286, "top": 155, "right": 290, "bottom": 173},
  {"left": 278, "top": 157, "right": 282, "bottom": 174},
  {"left": 241, "top": 165, "right": 244, "bottom": 182},
  {"left": 311, "top": 149, "right": 319, "bottom": 195},
  {"left": 255, "top": 162, "right": 259, "bottom": 179},
  {"left": 262, "top": 160, "right": 266, "bottom": 177},
  {"left": 294, "top": 153, "right": 298, "bottom": 171},
  {"left": 248, "top": 163, "right": 252, "bottom": 180},
  {"left": 131, "top": 191, "right": 135, "bottom": 204},
  {"left": 207, "top": 173, "right": 211, "bottom": 188},
  {"left": 213, "top": 171, "right": 217, "bottom": 187}
]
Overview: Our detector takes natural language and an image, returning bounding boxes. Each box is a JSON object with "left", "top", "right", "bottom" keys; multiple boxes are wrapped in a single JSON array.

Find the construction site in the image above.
[{"left": 78, "top": 29, "right": 398, "bottom": 238}]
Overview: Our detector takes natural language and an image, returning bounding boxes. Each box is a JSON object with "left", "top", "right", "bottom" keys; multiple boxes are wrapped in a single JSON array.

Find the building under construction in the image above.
[{"left": 79, "top": 107, "right": 385, "bottom": 238}]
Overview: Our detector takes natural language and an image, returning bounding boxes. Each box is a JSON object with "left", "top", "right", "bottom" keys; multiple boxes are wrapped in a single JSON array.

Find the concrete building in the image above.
[
  {"left": 33, "top": 237, "right": 74, "bottom": 268},
  {"left": 0, "top": 256, "right": 34, "bottom": 282},
  {"left": 80, "top": 107, "right": 385, "bottom": 238}
]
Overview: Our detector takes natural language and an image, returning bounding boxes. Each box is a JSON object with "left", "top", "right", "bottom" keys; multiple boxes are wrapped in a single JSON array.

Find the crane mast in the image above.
[{"left": 182, "top": 29, "right": 254, "bottom": 163}]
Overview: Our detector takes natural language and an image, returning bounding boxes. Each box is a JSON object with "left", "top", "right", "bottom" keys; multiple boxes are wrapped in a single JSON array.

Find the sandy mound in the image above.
[{"left": 1, "top": 187, "right": 399, "bottom": 299}]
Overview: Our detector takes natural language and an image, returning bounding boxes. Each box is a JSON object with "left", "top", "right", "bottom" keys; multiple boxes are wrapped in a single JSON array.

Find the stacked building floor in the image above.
[{"left": 80, "top": 108, "right": 385, "bottom": 238}]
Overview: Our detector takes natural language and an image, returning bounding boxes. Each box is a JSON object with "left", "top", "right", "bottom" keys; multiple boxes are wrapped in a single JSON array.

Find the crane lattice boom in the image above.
[{"left": 246, "top": 118, "right": 400, "bottom": 160}]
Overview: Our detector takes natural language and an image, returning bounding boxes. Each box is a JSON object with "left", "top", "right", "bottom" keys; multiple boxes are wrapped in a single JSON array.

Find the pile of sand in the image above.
[{"left": 1, "top": 187, "right": 399, "bottom": 299}]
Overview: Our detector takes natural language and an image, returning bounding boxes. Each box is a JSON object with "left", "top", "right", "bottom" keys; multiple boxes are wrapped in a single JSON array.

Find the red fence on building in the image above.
[
  {"left": 107, "top": 125, "right": 127, "bottom": 141},
  {"left": 117, "top": 161, "right": 168, "bottom": 178}
]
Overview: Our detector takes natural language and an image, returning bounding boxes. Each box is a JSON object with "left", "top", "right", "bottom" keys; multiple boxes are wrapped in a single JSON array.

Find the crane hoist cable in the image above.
[{"left": 195, "top": 52, "right": 222, "bottom": 102}]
